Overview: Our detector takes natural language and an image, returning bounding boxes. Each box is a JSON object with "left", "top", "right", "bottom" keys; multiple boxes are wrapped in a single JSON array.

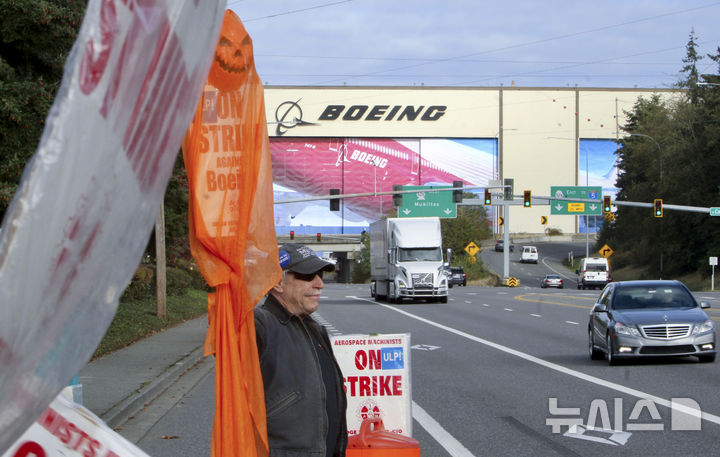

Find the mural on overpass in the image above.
[
  {"left": 579, "top": 139, "right": 619, "bottom": 233},
  {"left": 270, "top": 138, "right": 498, "bottom": 234}
]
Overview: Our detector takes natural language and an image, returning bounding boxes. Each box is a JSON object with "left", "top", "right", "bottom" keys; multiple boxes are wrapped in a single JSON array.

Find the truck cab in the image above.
[{"left": 369, "top": 217, "right": 449, "bottom": 303}]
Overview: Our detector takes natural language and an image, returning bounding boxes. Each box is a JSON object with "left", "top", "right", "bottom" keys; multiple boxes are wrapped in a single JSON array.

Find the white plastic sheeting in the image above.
[{"left": 0, "top": 1, "right": 225, "bottom": 453}]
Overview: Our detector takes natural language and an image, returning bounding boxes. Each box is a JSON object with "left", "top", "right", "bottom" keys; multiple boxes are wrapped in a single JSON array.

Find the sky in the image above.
[{"left": 227, "top": 0, "right": 720, "bottom": 89}]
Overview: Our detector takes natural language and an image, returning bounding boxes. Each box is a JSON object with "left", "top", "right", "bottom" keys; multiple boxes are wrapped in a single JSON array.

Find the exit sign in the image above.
[{"left": 397, "top": 185, "right": 457, "bottom": 218}]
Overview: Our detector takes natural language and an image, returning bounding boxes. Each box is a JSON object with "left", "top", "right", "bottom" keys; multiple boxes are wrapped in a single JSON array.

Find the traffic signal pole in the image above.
[{"left": 503, "top": 198, "right": 510, "bottom": 279}]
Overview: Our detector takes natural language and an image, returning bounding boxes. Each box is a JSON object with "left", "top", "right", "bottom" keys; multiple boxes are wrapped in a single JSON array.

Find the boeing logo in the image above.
[
  {"left": 319, "top": 104, "right": 447, "bottom": 122},
  {"left": 274, "top": 99, "right": 318, "bottom": 136},
  {"left": 273, "top": 100, "right": 447, "bottom": 135}
]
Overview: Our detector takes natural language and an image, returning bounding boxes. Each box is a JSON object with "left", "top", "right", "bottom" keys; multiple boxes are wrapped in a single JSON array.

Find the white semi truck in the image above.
[{"left": 369, "top": 217, "right": 450, "bottom": 303}]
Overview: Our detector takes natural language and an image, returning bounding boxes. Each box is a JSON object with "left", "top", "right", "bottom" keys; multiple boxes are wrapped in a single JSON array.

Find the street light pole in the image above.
[
  {"left": 371, "top": 158, "right": 380, "bottom": 217},
  {"left": 585, "top": 146, "right": 589, "bottom": 259}
]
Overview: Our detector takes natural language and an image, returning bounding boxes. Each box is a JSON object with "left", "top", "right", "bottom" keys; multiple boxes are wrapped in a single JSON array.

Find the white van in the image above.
[
  {"left": 520, "top": 246, "right": 538, "bottom": 263},
  {"left": 576, "top": 257, "right": 610, "bottom": 290}
]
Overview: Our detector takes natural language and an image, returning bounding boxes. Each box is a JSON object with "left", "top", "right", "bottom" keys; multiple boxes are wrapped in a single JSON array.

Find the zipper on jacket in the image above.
[{"left": 267, "top": 391, "right": 301, "bottom": 417}]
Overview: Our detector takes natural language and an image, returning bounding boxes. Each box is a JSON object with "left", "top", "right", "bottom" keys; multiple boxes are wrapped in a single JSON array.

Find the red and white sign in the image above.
[
  {"left": 1, "top": 392, "right": 149, "bottom": 457},
  {"left": 331, "top": 333, "right": 412, "bottom": 437}
]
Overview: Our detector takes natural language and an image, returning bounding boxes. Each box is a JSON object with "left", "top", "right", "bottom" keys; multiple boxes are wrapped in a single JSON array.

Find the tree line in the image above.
[{"left": 597, "top": 31, "right": 720, "bottom": 281}]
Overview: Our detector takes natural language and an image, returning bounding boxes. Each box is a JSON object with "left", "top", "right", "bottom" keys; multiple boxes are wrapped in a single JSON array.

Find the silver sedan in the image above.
[{"left": 588, "top": 280, "right": 716, "bottom": 365}]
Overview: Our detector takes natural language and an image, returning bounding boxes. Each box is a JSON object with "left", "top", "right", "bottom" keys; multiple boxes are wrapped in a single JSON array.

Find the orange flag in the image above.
[{"left": 182, "top": 10, "right": 281, "bottom": 457}]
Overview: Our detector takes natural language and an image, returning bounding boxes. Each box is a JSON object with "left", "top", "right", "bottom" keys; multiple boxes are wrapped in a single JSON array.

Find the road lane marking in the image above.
[
  {"left": 565, "top": 321, "right": 579, "bottom": 325},
  {"left": 530, "top": 314, "right": 542, "bottom": 317},
  {"left": 412, "top": 344, "right": 440, "bottom": 351},
  {"left": 348, "top": 296, "right": 720, "bottom": 427},
  {"left": 482, "top": 304, "right": 490, "bottom": 307},
  {"left": 541, "top": 257, "right": 573, "bottom": 279},
  {"left": 413, "top": 401, "right": 475, "bottom": 457},
  {"left": 515, "top": 293, "right": 594, "bottom": 310},
  {"left": 504, "top": 308, "right": 513, "bottom": 312}
]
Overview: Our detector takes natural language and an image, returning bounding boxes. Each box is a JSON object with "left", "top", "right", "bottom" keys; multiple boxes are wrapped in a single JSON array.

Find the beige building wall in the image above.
[{"left": 264, "top": 86, "right": 679, "bottom": 234}]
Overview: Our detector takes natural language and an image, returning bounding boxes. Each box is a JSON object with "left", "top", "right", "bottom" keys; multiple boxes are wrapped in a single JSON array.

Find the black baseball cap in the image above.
[{"left": 278, "top": 244, "right": 335, "bottom": 275}]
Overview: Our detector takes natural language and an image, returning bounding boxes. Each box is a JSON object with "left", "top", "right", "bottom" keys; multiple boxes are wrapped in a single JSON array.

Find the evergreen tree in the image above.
[
  {"left": 0, "top": 0, "right": 85, "bottom": 219},
  {"left": 600, "top": 31, "right": 720, "bottom": 280},
  {"left": 678, "top": 29, "right": 702, "bottom": 101}
]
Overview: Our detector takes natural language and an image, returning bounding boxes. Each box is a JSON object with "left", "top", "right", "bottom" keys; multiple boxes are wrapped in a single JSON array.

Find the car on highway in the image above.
[
  {"left": 520, "top": 245, "right": 538, "bottom": 263},
  {"left": 494, "top": 239, "right": 514, "bottom": 252},
  {"left": 588, "top": 280, "right": 716, "bottom": 365},
  {"left": 576, "top": 257, "right": 610, "bottom": 290},
  {"left": 540, "top": 274, "right": 563, "bottom": 288},
  {"left": 447, "top": 266, "right": 467, "bottom": 287}
]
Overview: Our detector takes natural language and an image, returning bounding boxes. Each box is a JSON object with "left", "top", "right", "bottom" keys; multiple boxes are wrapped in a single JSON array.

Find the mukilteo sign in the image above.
[{"left": 273, "top": 99, "right": 447, "bottom": 135}]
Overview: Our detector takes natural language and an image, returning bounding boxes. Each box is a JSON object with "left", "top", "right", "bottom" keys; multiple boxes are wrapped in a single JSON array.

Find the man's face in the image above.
[{"left": 273, "top": 270, "right": 325, "bottom": 318}]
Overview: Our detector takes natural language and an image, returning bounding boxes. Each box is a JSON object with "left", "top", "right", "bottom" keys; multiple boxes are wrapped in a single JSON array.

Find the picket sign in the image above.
[
  {"left": 331, "top": 334, "right": 413, "bottom": 437},
  {"left": 1, "top": 392, "right": 150, "bottom": 457}
]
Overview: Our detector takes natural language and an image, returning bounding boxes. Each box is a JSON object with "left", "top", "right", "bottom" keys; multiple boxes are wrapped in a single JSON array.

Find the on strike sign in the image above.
[{"left": 331, "top": 334, "right": 412, "bottom": 437}]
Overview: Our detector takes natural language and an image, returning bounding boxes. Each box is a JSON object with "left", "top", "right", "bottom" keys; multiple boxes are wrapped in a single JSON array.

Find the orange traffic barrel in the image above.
[{"left": 347, "top": 417, "right": 420, "bottom": 456}]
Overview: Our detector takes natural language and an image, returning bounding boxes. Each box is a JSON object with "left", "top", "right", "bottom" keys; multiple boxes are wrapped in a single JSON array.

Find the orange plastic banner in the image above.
[{"left": 182, "top": 10, "right": 281, "bottom": 457}]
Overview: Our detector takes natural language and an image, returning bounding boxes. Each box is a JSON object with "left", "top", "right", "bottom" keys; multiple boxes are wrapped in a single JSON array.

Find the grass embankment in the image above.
[
  {"left": 92, "top": 264, "right": 209, "bottom": 360},
  {"left": 456, "top": 254, "right": 499, "bottom": 286},
  {"left": 92, "top": 288, "right": 208, "bottom": 360}
]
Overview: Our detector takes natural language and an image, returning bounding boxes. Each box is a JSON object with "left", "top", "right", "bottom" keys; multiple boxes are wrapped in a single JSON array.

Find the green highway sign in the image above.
[
  {"left": 397, "top": 185, "right": 457, "bottom": 218},
  {"left": 550, "top": 186, "right": 603, "bottom": 215},
  {"left": 710, "top": 207, "right": 720, "bottom": 216}
]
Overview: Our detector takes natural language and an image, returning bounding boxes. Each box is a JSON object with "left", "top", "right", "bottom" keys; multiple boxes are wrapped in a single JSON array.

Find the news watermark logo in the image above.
[{"left": 546, "top": 397, "right": 702, "bottom": 445}]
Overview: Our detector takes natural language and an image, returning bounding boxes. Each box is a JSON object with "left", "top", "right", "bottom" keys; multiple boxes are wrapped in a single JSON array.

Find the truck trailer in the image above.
[{"left": 369, "top": 217, "right": 449, "bottom": 303}]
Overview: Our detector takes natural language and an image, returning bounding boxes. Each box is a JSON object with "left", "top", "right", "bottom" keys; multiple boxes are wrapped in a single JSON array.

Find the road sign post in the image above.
[
  {"left": 465, "top": 241, "right": 480, "bottom": 257},
  {"left": 550, "top": 186, "right": 603, "bottom": 215},
  {"left": 551, "top": 186, "right": 602, "bottom": 260},
  {"left": 599, "top": 244, "right": 614, "bottom": 258},
  {"left": 711, "top": 257, "right": 718, "bottom": 291},
  {"left": 396, "top": 185, "right": 457, "bottom": 218}
]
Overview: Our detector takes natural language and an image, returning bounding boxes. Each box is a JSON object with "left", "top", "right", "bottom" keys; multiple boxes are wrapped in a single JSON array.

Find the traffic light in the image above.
[
  {"left": 393, "top": 185, "right": 403, "bottom": 206},
  {"left": 523, "top": 190, "right": 532, "bottom": 208},
  {"left": 503, "top": 178, "right": 514, "bottom": 200},
  {"left": 329, "top": 188, "right": 340, "bottom": 211},
  {"left": 453, "top": 180, "right": 463, "bottom": 203},
  {"left": 316, "top": 232, "right": 322, "bottom": 242},
  {"left": 603, "top": 195, "right": 611, "bottom": 213},
  {"left": 289, "top": 230, "right": 295, "bottom": 240},
  {"left": 484, "top": 189, "right": 492, "bottom": 205},
  {"left": 654, "top": 198, "right": 663, "bottom": 218}
]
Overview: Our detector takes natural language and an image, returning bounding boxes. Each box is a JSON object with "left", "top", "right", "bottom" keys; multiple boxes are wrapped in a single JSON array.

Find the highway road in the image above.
[
  {"left": 121, "top": 247, "right": 720, "bottom": 457},
  {"left": 480, "top": 239, "right": 589, "bottom": 290}
]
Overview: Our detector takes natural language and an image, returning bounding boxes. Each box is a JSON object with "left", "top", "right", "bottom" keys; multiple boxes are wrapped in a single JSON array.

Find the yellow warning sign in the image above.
[
  {"left": 465, "top": 241, "right": 480, "bottom": 256},
  {"left": 568, "top": 202, "right": 585, "bottom": 212},
  {"left": 599, "top": 244, "right": 614, "bottom": 258}
]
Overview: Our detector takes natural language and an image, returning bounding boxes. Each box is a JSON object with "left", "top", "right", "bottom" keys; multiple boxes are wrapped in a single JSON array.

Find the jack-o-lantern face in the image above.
[{"left": 208, "top": 11, "right": 254, "bottom": 92}]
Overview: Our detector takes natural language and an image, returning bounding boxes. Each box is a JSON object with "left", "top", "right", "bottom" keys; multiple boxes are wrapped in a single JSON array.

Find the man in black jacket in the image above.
[{"left": 255, "top": 243, "right": 347, "bottom": 457}]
